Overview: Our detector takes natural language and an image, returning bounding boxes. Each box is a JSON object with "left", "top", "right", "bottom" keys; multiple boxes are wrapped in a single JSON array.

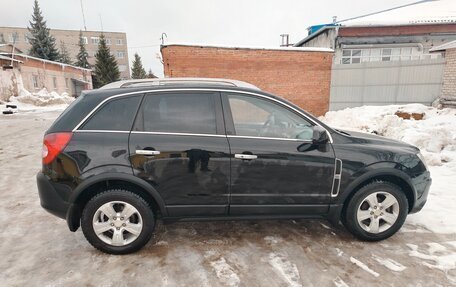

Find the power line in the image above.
[{"left": 127, "top": 44, "right": 161, "bottom": 49}]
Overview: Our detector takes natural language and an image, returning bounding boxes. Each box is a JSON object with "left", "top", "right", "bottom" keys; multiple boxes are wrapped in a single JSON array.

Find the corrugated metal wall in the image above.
[{"left": 329, "top": 58, "right": 445, "bottom": 110}]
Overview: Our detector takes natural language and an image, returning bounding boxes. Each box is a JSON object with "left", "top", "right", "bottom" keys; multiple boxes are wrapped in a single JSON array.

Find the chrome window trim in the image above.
[
  {"left": 72, "top": 88, "right": 333, "bottom": 143},
  {"left": 228, "top": 135, "right": 312, "bottom": 142},
  {"left": 74, "top": 130, "right": 130, "bottom": 134},
  {"left": 130, "top": 131, "right": 226, "bottom": 138}
]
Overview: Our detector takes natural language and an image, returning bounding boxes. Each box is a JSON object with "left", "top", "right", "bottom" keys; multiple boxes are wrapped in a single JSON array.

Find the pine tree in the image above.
[
  {"left": 147, "top": 69, "right": 157, "bottom": 79},
  {"left": 131, "top": 53, "right": 147, "bottom": 79},
  {"left": 75, "top": 31, "right": 90, "bottom": 69},
  {"left": 93, "top": 34, "right": 120, "bottom": 88},
  {"left": 27, "top": 0, "right": 59, "bottom": 61},
  {"left": 58, "top": 41, "right": 72, "bottom": 65}
]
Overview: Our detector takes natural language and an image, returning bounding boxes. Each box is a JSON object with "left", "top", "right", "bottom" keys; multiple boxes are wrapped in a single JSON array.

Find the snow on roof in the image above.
[
  {"left": 0, "top": 55, "right": 23, "bottom": 63},
  {"left": 0, "top": 52, "right": 91, "bottom": 72},
  {"left": 162, "top": 42, "right": 334, "bottom": 53},
  {"left": 429, "top": 40, "right": 456, "bottom": 51},
  {"left": 337, "top": 0, "right": 456, "bottom": 27}
]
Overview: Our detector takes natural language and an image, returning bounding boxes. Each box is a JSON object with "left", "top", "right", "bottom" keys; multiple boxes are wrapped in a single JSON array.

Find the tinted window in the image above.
[
  {"left": 227, "top": 94, "right": 313, "bottom": 140},
  {"left": 81, "top": 95, "right": 142, "bottom": 131},
  {"left": 136, "top": 93, "right": 217, "bottom": 134}
]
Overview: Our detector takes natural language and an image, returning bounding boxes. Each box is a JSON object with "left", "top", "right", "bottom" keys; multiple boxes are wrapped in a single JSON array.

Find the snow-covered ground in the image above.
[{"left": 0, "top": 103, "right": 455, "bottom": 286}]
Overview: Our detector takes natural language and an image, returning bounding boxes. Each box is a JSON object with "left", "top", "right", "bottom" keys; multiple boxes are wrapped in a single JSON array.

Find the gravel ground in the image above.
[{"left": 0, "top": 110, "right": 455, "bottom": 287}]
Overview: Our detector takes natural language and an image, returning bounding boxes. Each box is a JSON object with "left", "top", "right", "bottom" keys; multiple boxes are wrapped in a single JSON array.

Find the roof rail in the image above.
[{"left": 99, "top": 77, "right": 261, "bottom": 90}]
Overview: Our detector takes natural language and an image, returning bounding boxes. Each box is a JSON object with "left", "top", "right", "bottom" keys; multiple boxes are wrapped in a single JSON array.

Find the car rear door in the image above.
[
  {"left": 222, "top": 92, "right": 336, "bottom": 216},
  {"left": 129, "top": 91, "right": 231, "bottom": 217}
]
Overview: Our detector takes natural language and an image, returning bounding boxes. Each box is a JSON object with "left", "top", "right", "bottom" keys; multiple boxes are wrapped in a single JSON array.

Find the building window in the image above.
[
  {"left": 116, "top": 38, "right": 123, "bottom": 45},
  {"left": 116, "top": 51, "right": 125, "bottom": 58},
  {"left": 65, "top": 78, "right": 69, "bottom": 90},
  {"left": 32, "top": 75, "right": 39, "bottom": 89},
  {"left": 341, "top": 46, "right": 437, "bottom": 64},
  {"left": 81, "top": 36, "right": 88, "bottom": 45},
  {"left": 106, "top": 38, "right": 112, "bottom": 45},
  {"left": 91, "top": 37, "right": 100, "bottom": 45},
  {"left": 9, "top": 33, "right": 19, "bottom": 43},
  {"left": 118, "top": 64, "right": 127, "bottom": 72},
  {"left": 53, "top": 77, "right": 58, "bottom": 90},
  {"left": 24, "top": 33, "right": 31, "bottom": 43}
]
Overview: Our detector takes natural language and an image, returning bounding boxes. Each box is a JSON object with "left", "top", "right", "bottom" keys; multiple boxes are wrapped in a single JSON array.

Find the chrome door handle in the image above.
[
  {"left": 136, "top": 150, "right": 160, "bottom": 156},
  {"left": 234, "top": 154, "right": 257, "bottom": 160}
]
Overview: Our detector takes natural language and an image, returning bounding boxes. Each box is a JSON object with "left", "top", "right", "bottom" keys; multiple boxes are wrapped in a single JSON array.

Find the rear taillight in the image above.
[{"left": 42, "top": 132, "right": 73, "bottom": 164}]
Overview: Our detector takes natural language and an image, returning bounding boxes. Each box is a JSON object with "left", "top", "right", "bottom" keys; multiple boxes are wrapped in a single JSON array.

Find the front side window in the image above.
[
  {"left": 135, "top": 93, "right": 217, "bottom": 134},
  {"left": 226, "top": 94, "right": 314, "bottom": 140},
  {"left": 81, "top": 95, "right": 142, "bottom": 131}
]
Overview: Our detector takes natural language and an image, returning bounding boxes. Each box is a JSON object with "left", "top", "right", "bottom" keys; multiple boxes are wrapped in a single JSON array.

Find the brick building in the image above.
[
  {"left": 0, "top": 26, "right": 130, "bottom": 79},
  {"left": 431, "top": 40, "right": 456, "bottom": 107},
  {"left": 161, "top": 44, "right": 333, "bottom": 116},
  {"left": 0, "top": 44, "right": 92, "bottom": 101}
]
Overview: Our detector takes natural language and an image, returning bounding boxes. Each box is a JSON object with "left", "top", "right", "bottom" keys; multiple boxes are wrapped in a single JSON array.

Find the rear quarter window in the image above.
[
  {"left": 80, "top": 95, "right": 142, "bottom": 131},
  {"left": 133, "top": 92, "right": 217, "bottom": 134}
]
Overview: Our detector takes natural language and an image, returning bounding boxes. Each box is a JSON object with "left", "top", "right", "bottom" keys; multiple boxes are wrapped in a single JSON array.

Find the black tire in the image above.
[
  {"left": 81, "top": 189, "right": 155, "bottom": 254},
  {"left": 343, "top": 181, "right": 408, "bottom": 241}
]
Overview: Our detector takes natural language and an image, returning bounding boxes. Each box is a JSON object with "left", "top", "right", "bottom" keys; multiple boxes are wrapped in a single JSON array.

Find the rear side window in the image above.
[
  {"left": 81, "top": 95, "right": 142, "bottom": 131},
  {"left": 134, "top": 92, "right": 216, "bottom": 134}
]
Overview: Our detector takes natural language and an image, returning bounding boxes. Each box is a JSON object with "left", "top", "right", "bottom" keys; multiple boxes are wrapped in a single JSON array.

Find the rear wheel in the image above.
[
  {"left": 343, "top": 181, "right": 408, "bottom": 241},
  {"left": 81, "top": 189, "right": 155, "bottom": 254}
]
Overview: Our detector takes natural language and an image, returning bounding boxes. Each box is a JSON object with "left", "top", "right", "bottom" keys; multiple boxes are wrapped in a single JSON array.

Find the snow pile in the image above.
[
  {"left": 9, "top": 88, "right": 74, "bottom": 107},
  {"left": 320, "top": 104, "right": 456, "bottom": 168}
]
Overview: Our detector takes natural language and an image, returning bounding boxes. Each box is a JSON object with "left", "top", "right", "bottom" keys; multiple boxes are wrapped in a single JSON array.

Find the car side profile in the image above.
[{"left": 37, "top": 78, "right": 431, "bottom": 254}]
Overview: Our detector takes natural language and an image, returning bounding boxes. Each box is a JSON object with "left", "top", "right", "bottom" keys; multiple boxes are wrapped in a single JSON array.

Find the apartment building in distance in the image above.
[{"left": 0, "top": 26, "right": 130, "bottom": 79}]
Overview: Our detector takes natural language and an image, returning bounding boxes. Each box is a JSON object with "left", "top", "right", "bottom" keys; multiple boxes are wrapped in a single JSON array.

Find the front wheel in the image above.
[
  {"left": 343, "top": 181, "right": 408, "bottom": 241},
  {"left": 81, "top": 189, "right": 155, "bottom": 254}
]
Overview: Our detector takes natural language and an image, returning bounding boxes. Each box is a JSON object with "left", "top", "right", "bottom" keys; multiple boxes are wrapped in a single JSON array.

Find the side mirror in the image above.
[{"left": 312, "top": 126, "right": 329, "bottom": 145}]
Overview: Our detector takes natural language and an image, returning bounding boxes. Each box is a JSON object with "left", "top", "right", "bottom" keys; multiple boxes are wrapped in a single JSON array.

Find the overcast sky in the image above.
[{"left": 2, "top": 0, "right": 415, "bottom": 76}]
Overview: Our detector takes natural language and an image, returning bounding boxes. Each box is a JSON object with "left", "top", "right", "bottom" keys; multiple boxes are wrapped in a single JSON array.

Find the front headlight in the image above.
[{"left": 417, "top": 152, "right": 428, "bottom": 170}]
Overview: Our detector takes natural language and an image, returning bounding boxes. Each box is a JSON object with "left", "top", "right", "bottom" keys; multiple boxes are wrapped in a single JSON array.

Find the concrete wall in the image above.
[
  {"left": 300, "top": 28, "right": 337, "bottom": 50},
  {"left": 330, "top": 58, "right": 445, "bottom": 110},
  {"left": 161, "top": 45, "right": 333, "bottom": 116}
]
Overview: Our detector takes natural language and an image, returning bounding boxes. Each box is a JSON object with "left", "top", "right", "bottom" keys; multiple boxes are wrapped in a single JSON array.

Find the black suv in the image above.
[{"left": 37, "top": 78, "right": 431, "bottom": 254}]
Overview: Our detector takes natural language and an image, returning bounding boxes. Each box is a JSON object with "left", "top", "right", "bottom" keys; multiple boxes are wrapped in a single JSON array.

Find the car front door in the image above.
[
  {"left": 222, "top": 92, "right": 336, "bottom": 216},
  {"left": 129, "top": 91, "right": 230, "bottom": 217}
]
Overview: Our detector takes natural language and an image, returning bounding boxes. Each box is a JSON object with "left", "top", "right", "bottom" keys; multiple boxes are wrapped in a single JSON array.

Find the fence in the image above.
[{"left": 329, "top": 58, "right": 445, "bottom": 110}]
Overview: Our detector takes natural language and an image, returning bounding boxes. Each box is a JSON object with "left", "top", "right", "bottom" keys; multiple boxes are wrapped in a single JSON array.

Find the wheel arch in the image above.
[
  {"left": 66, "top": 173, "right": 167, "bottom": 232},
  {"left": 339, "top": 168, "right": 416, "bottom": 216}
]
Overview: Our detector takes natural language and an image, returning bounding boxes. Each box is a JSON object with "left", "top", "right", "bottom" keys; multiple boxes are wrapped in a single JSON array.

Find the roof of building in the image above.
[
  {"left": 338, "top": 0, "right": 456, "bottom": 27},
  {"left": 0, "top": 54, "right": 23, "bottom": 63},
  {"left": 162, "top": 43, "right": 334, "bottom": 53},
  {"left": 0, "top": 44, "right": 24, "bottom": 53},
  {"left": 429, "top": 40, "right": 456, "bottom": 51},
  {"left": 0, "top": 52, "right": 91, "bottom": 72},
  {"left": 295, "top": 0, "right": 456, "bottom": 46},
  {"left": 0, "top": 26, "right": 126, "bottom": 35}
]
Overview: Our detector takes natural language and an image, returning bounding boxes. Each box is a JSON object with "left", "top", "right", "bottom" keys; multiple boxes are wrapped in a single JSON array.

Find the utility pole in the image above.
[
  {"left": 99, "top": 14, "right": 104, "bottom": 32},
  {"left": 80, "top": 0, "right": 87, "bottom": 31}
]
